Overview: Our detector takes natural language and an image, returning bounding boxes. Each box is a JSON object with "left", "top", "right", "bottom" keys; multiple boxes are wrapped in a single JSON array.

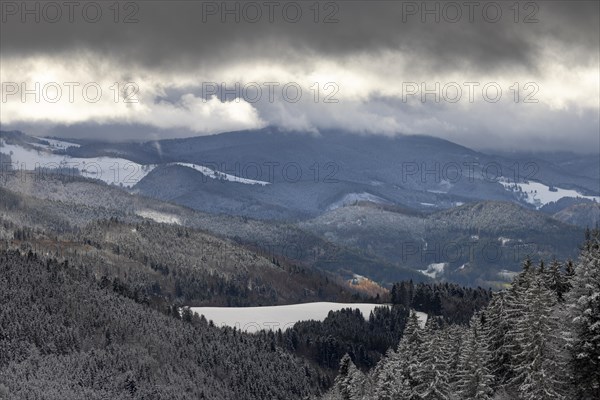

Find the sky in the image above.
[{"left": 1, "top": 0, "right": 599, "bottom": 152}]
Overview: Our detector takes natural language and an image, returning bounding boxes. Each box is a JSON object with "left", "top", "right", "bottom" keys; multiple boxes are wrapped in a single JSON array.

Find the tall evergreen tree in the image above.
[
  {"left": 566, "top": 229, "right": 600, "bottom": 399},
  {"left": 413, "top": 325, "right": 455, "bottom": 400},
  {"left": 485, "top": 258, "right": 533, "bottom": 387},
  {"left": 509, "top": 272, "right": 566, "bottom": 399},
  {"left": 372, "top": 311, "right": 425, "bottom": 399},
  {"left": 545, "top": 259, "right": 570, "bottom": 301},
  {"left": 454, "top": 314, "right": 494, "bottom": 400},
  {"left": 334, "top": 354, "right": 366, "bottom": 400},
  {"left": 398, "top": 312, "right": 427, "bottom": 398},
  {"left": 372, "top": 349, "right": 402, "bottom": 400}
]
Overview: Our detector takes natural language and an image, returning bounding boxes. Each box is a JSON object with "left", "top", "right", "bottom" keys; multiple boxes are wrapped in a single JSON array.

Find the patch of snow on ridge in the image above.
[
  {"left": 328, "top": 192, "right": 390, "bottom": 210},
  {"left": 174, "top": 163, "right": 270, "bottom": 186},
  {"left": 498, "top": 237, "right": 512, "bottom": 246},
  {"left": 33, "top": 137, "right": 81, "bottom": 150},
  {"left": 420, "top": 262, "right": 447, "bottom": 278},
  {"left": 350, "top": 274, "right": 367, "bottom": 284},
  {"left": 135, "top": 210, "right": 182, "bottom": 225}
]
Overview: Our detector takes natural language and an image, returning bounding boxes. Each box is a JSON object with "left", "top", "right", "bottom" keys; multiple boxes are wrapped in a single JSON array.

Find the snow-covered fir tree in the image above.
[
  {"left": 566, "top": 229, "right": 600, "bottom": 399},
  {"left": 545, "top": 259, "right": 570, "bottom": 301},
  {"left": 329, "top": 354, "right": 368, "bottom": 400},
  {"left": 412, "top": 318, "right": 455, "bottom": 400},
  {"left": 320, "top": 232, "right": 599, "bottom": 400},
  {"left": 371, "top": 349, "right": 402, "bottom": 400},
  {"left": 509, "top": 270, "right": 567, "bottom": 399},
  {"left": 454, "top": 314, "right": 494, "bottom": 400}
]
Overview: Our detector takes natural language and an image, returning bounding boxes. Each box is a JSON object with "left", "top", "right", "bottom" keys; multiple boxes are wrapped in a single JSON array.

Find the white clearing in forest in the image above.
[
  {"left": 191, "top": 302, "right": 388, "bottom": 333},
  {"left": 174, "top": 163, "right": 270, "bottom": 185},
  {"left": 499, "top": 178, "right": 599, "bottom": 209}
]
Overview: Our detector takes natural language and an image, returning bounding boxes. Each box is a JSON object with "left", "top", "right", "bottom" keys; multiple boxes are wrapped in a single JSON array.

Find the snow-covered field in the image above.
[
  {"left": 191, "top": 302, "right": 390, "bottom": 332},
  {"left": 1, "top": 140, "right": 154, "bottom": 187},
  {"left": 174, "top": 163, "right": 270, "bottom": 185},
  {"left": 499, "top": 178, "right": 599, "bottom": 208}
]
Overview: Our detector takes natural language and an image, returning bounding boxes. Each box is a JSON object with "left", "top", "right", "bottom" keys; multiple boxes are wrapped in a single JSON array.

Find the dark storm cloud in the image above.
[{"left": 1, "top": 0, "right": 597, "bottom": 74}]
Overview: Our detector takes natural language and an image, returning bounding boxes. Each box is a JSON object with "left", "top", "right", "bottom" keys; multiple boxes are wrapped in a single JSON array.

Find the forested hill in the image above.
[
  {"left": 0, "top": 250, "right": 326, "bottom": 400},
  {"left": 322, "top": 230, "right": 600, "bottom": 400}
]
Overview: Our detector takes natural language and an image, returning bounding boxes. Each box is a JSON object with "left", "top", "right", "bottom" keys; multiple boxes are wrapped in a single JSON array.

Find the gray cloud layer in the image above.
[
  {"left": 2, "top": 1, "right": 597, "bottom": 71},
  {"left": 1, "top": 1, "right": 599, "bottom": 151}
]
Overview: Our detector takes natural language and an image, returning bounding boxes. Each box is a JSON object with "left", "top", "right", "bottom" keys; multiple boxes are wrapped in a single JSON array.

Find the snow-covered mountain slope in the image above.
[
  {"left": 3, "top": 129, "right": 598, "bottom": 220},
  {"left": 1, "top": 139, "right": 154, "bottom": 187},
  {"left": 174, "top": 162, "right": 270, "bottom": 185}
]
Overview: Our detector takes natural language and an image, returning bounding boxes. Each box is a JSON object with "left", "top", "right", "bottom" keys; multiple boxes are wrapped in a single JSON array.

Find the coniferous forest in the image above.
[
  {"left": 0, "top": 250, "right": 325, "bottom": 399},
  {"left": 322, "top": 230, "right": 600, "bottom": 400},
  {"left": 1, "top": 229, "right": 599, "bottom": 399}
]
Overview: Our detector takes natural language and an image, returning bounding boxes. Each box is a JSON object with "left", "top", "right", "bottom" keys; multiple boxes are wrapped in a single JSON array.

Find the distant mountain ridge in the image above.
[
  {"left": 3, "top": 128, "right": 596, "bottom": 220},
  {"left": 1, "top": 128, "right": 596, "bottom": 286}
]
